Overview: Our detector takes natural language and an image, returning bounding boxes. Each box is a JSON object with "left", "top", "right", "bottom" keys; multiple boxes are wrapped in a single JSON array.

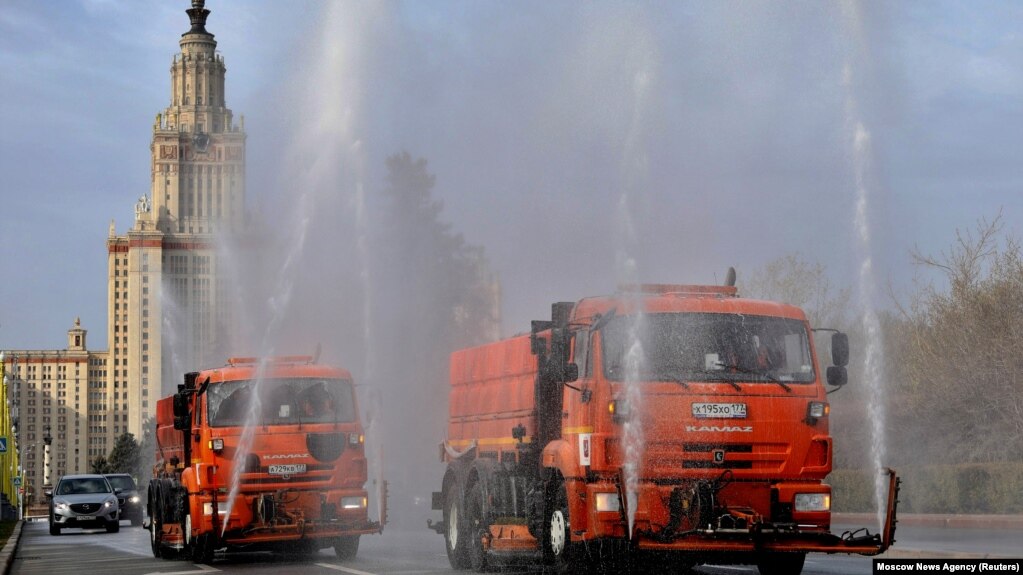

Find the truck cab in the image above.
[{"left": 149, "top": 356, "right": 385, "bottom": 563}]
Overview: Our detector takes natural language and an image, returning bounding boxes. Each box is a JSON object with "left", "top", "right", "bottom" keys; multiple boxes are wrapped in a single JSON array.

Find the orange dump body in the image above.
[
  {"left": 152, "top": 356, "right": 383, "bottom": 554},
  {"left": 441, "top": 285, "right": 897, "bottom": 563}
]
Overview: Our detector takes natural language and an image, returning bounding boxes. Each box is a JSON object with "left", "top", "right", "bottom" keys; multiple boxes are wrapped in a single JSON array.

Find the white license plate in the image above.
[
  {"left": 268, "top": 463, "right": 307, "bottom": 476},
  {"left": 692, "top": 402, "right": 747, "bottom": 419}
]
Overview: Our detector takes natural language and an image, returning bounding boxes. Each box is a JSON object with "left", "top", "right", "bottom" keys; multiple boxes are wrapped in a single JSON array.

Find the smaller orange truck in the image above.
[{"left": 148, "top": 356, "right": 385, "bottom": 563}]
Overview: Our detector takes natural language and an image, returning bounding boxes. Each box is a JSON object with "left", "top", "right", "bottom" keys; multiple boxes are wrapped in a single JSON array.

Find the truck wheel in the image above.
[
  {"left": 757, "top": 552, "right": 806, "bottom": 575},
  {"left": 543, "top": 482, "right": 575, "bottom": 572},
  {"left": 443, "top": 482, "right": 471, "bottom": 569},
  {"left": 334, "top": 535, "right": 360, "bottom": 560},
  {"left": 149, "top": 486, "right": 165, "bottom": 558},
  {"left": 466, "top": 483, "right": 489, "bottom": 571}
]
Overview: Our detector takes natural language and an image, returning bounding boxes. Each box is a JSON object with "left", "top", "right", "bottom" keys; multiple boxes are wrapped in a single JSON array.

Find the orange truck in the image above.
[
  {"left": 430, "top": 279, "right": 898, "bottom": 574},
  {"left": 148, "top": 356, "right": 385, "bottom": 563}
]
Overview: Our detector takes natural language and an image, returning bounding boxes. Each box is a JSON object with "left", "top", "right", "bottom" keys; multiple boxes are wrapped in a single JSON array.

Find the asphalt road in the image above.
[{"left": 6, "top": 519, "right": 1019, "bottom": 575}]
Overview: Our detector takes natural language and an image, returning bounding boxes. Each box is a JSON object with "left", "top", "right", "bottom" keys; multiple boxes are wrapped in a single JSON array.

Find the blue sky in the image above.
[{"left": 1, "top": 1, "right": 1022, "bottom": 351}]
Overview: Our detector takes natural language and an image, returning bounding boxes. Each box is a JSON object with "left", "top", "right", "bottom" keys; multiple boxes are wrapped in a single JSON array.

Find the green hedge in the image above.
[{"left": 829, "top": 463, "right": 1023, "bottom": 514}]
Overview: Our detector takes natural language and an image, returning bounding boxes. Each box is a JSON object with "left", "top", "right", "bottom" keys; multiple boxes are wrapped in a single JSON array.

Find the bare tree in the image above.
[
  {"left": 741, "top": 253, "right": 852, "bottom": 330},
  {"left": 893, "top": 213, "right": 1023, "bottom": 464}
]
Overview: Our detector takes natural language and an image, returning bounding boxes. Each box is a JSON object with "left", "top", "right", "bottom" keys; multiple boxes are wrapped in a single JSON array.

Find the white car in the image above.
[{"left": 47, "top": 474, "right": 120, "bottom": 535}]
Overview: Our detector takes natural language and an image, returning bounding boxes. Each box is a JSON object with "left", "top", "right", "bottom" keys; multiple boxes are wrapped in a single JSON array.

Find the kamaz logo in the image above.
[
  {"left": 264, "top": 453, "right": 309, "bottom": 459},
  {"left": 685, "top": 425, "right": 753, "bottom": 433}
]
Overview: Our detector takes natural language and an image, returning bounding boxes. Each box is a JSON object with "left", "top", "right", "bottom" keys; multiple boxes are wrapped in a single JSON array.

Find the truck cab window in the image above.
[
  {"left": 206, "top": 378, "right": 356, "bottom": 427},
  {"left": 573, "top": 329, "right": 590, "bottom": 378},
  {"left": 602, "top": 313, "right": 814, "bottom": 384}
]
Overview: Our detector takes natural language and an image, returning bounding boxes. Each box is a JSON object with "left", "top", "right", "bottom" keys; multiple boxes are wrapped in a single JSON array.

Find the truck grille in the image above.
[
  {"left": 644, "top": 441, "right": 788, "bottom": 472},
  {"left": 239, "top": 463, "right": 336, "bottom": 486}
]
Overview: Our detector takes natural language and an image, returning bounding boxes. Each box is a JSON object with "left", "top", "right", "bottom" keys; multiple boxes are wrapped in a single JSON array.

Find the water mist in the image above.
[
  {"left": 615, "top": 57, "right": 656, "bottom": 537},
  {"left": 221, "top": 198, "right": 312, "bottom": 535},
  {"left": 842, "top": 1, "right": 889, "bottom": 530}
]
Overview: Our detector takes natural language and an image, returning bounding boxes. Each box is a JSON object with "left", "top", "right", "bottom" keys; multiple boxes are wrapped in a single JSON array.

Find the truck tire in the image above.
[
  {"left": 542, "top": 482, "right": 575, "bottom": 573},
  {"left": 757, "top": 552, "right": 806, "bottom": 575},
  {"left": 443, "top": 482, "right": 471, "bottom": 569},
  {"left": 149, "top": 486, "right": 165, "bottom": 558},
  {"left": 466, "top": 483, "right": 489, "bottom": 572},
  {"left": 334, "top": 535, "right": 360, "bottom": 560}
]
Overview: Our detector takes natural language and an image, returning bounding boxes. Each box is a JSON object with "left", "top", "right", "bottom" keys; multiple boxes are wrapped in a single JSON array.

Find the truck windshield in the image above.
[
  {"left": 206, "top": 377, "right": 356, "bottom": 428},
  {"left": 601, "top": 313, "right": 815, "bottom": 384}
]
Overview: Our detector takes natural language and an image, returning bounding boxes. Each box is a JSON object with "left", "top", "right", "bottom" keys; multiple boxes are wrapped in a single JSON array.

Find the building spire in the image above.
[{"left": 185, "top": 0, "right": 212, "bottom": 36}]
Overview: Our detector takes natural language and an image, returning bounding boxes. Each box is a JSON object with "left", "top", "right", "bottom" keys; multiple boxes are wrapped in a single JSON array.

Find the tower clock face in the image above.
[{"left": 193, "top": 132, "right": 210, "bottom": 153}]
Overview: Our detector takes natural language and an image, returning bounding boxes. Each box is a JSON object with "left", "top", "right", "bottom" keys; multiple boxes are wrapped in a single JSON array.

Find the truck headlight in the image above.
[
  {"left": 595, "top": 493, "right": 620, "bottom": 513},
  {"left": 794, "top": 493, "right": 830, "bottom": 512},
  {"left": 341, "top": 496, "right": 367, "bottom": 509},
  {"left": 609, "top": 399, "right": 631, "bottom": 422},
  {"left": 209, "top": 438, "right": 225, "bottom": 453},
  {"left": 806, "top": 401, "right": 829, "bottom": 420}
]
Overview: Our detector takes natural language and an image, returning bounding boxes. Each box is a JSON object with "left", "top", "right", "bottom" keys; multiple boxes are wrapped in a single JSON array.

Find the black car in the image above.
[
  {"left": 105, "top": 473, "right": 144, "bottom": 526},
  {"left": 47, "top": 474, "right": 120, "bottom": 535}
]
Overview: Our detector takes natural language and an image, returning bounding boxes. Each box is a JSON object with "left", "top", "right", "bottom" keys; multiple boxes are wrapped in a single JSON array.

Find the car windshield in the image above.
[
  {"left": 57, "top": 478, "right": 112, "bottom": 495},
  {"left": 206, "top": 377, "right": 356, "bottom": 428},
  {"left": 601, "top": 312, "right": 815, "bottom": 384},
  {"left": 106, "top": 476, "right": 136, "bottom": 491}
]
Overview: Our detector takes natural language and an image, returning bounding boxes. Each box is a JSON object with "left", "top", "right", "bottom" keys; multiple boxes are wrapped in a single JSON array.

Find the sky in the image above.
[{"left": 1, "top": 0, "right": 1022, "bottom": 352}]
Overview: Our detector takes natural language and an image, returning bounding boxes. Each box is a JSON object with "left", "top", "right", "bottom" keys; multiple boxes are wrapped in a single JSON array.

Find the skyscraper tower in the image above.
[{"left": 106, "top": 0, "right": 246, "bottom": 451}]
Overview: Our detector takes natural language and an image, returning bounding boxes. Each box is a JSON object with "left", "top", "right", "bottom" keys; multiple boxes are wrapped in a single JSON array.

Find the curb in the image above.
[
  {"left": 0, "top": 521, "right": 22, "bottom": 575},
  {"left": 833, "top": 513, "right": 1023, "bottom": 530},
  {"left": 879, "top": 547, "right": 1018, "bottom": 560}
]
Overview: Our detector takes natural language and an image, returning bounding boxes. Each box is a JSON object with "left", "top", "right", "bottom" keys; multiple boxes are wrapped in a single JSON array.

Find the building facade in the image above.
[
  {"left": 109, "top": 0, "right": 246, "bottom": 447},
  {"left": 2, "top": 320, "right": 108, "bottom": 505},
  {"left": 2, "top": 1, "right": 246, "bottom": 499}
]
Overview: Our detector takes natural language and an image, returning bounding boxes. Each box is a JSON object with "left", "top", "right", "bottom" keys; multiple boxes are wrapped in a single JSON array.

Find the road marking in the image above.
[
  {"left": 142, "top": 563, "right": 220, "bottom": 575},
  {"left": 315, "top": 563, "right": 379, "bottom": 575}
]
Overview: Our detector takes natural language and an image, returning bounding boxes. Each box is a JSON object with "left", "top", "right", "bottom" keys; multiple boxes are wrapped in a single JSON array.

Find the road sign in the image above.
[
  {"left": 13, "top": 477, "right": 21, "bottom": 486},
  {"left": 0, "top": 437, "right": 6, "bottom": 453}
]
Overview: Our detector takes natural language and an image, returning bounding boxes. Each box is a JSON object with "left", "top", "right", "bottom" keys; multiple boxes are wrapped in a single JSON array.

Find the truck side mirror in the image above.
[
  {"left": 562, "top": 363, "right": 579, "bottom": 383},
  {"left": 831, "top": 332, "right": 849, "bottom": 367},
  {"left": 173, "top": 392, "right": 191, "bottom": 430},
  {"left": 827, "top": 366, "right": 848, "bottom": 387},
  {"left": 173, "top": 393, "right": 189, "bottom": 419}
]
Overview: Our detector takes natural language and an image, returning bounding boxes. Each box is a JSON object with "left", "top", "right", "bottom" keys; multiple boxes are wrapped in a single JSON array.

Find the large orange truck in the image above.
[
  {"left": 148, "top": 356, "right": 385, "bottom": 563},
  {"left": 430, "top": 279, "right": 898, "bottom": 574}
]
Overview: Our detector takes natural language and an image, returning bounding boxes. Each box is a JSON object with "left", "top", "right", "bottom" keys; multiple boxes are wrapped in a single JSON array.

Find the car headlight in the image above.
[
  {"left": 129, "top": 496, "right": 140, "bottom": 503},
  {"left": 104, "top": 499, "right": 117, "bottom": 509},
  {"left": 340, "top": 496, "right": 367, "bottom": 509},
  {"left": 55, "top": 501, "right": 69, "bottom": 511},
  {"left": 794, "top": 493, "right": 830, "bottom": 512},
  {"left": 594, "top": 493, "right": 620, "bottom": 513}
]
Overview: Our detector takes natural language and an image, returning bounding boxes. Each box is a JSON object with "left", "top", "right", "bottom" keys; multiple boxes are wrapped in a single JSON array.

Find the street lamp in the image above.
[{"left": 43, "top": 424, "right": 52, "bottom": 489}]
